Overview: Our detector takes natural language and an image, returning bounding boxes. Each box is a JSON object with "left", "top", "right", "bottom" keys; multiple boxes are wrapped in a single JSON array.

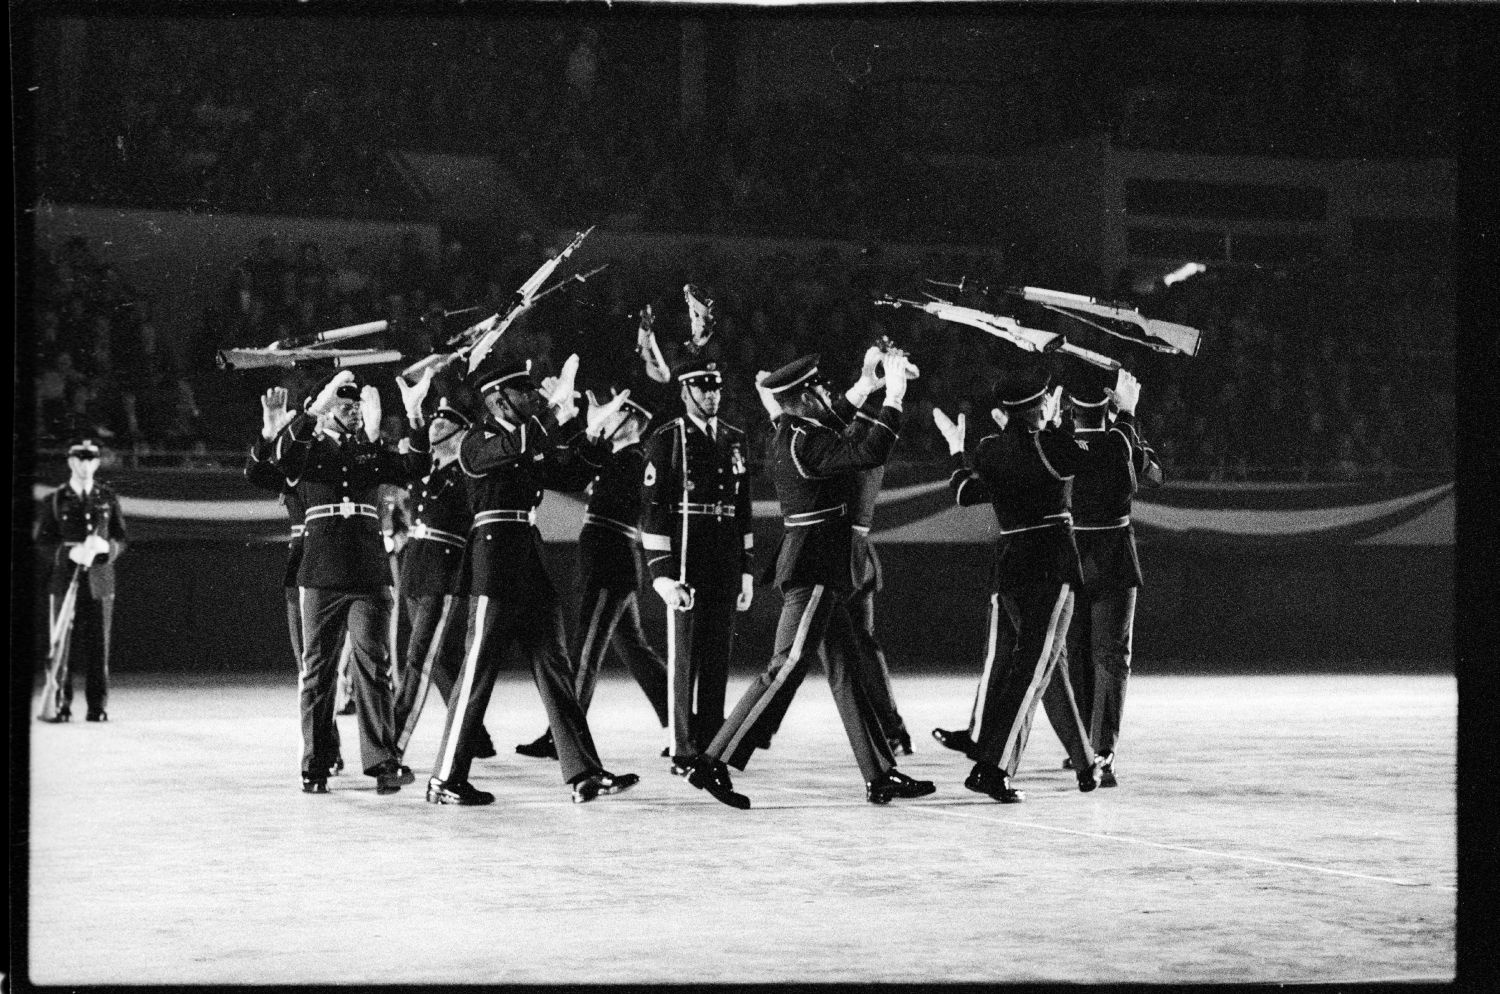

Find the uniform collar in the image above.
[
  {"left": 66, "top": 478, "right": 95, "bottom": 497},
  {"left": 684, "top": 411, "right": 719, "bottom": 438}
]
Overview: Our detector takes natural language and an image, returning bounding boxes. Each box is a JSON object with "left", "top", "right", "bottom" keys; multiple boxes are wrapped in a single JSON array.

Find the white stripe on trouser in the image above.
[
  {"left": 43, "top": 594, "right": 71, "bottom": 716},
  {"left": 387, "top": 590, "right": 402, "bottom": 695},
  {"left": 998, "top": 586, "right": 1071, "bottom": 771},
  {"left": 720, "top": 585, "right": 825, "bottom": 760},
  {"left": 574, "top": 591, "right": 610, "bottom": 701},
  {"left": 437, "top": 595, "right": 488, "bottom": 782},
  {"left": 295, "top": 588, "right": 313, "bottom": 765},
  {"left": 397, "top": 596, "right": 453, "bottom": 753},
  {"left": 665, "top": 604, "right": 679, "bottom": 750},
  {"left": 969, "top": 594, "right": 1002, "bottom": 737}
]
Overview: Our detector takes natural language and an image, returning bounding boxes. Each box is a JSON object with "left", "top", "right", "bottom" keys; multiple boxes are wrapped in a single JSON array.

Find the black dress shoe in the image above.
[
  {"left": 965, "top": 762, "right": 1024, "bottom": 804},
  {"left": 86, "top": 711, "right": 108, "bottom": 722},
  {"left": 301, "top": 775, "right": 329, "bottom": 794},
  {"left": 889, "top": 729, "right": 914, "bottom": 756},
  {"left": 573, "top": 770, "right": 641, "bottom": 804},
  {"left": 472, "top": 736, "right": 498, "bottom": 760},
  {"left": 515, "top": 730, "right": 558, "bottom": 760},
  {"left": 1099, "top": 753, "right": 1118, "bottom": 789},
  {"left": 669, "top": 754, "right": 695, "bottom": 777},
  {"left": 931, "top": 727, "right": 975, "bottom": 754},
  {"left": 38, "top": 711, "right": 72, "bottom": 723},
  {"left": 426, "top": 777, "right": 495, "bottom": 805},
  {"left": 1076, "top": 757, "right": 1102, "bottom": 793},
  {"left": 686, "top": 758, "right": 751, "bottom": 810},
  {"left": 396, "top": 764, "right": 416, "bottom": 786},
  {"left": 866, "top": 769, "right": 937, "bottom": 804},
  {"left": 372, "top": 761, "right": 403, "bottom": 795},
  {"left": 328, "top": 755, "right": 345, "bottom": 777},
  {"left": 337, "top": 700, "right": 356, "bottom": 716}
]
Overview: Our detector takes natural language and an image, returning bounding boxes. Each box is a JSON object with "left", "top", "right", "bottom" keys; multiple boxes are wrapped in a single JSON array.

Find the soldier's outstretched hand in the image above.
[
  {"left": 933, "top": 407, "right": 967, "bottom": 455},
  {"left": 754, "top": 371, "right": 783, "bottom": 419},
  {"left": 310, "top": 371, "right": 356, "bottom": 416},
  {"left": 585, "top": 388, "right": 631, "bottom": 439},
  {"left": 396, "top": 368, "right": 434, "bottom": 424},
  {"left": 360, "top": 385, "right": 383, "bottom": 441},
  {"left": 261, "top": 387, "right": 292, "bottom": 440},
  {"left": 1111, "top": 368, "right": 1141, "bottom": 415}
]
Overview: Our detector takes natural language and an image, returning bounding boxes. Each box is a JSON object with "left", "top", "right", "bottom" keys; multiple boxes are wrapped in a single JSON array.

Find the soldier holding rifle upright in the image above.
[{"left": 36, "top": 436, "right": 128, "bottom": 724}]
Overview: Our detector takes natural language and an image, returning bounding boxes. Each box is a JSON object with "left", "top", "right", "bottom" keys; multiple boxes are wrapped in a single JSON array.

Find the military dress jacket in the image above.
[
  {"left": 246, "top": 434, "right": 306, "bottom": 588},
  {"left": 640, "top": 416, "right": 753, "bottom": 595},
  {"left": 398, "top": 458, "right": 472, "bottom": 599},
  {"left": 766, "top": 404, "right": 901, "bottom": 592},
  {"left": 271, "top": 414, "right": 427, "bottom": 591},
  {"left": 458, "top": 414, "right": 603, "bottom": 600},
  {"left": 579, "top": 442, "right": 651, "bottom": 594},
  {"left": 35, "top": 481, "right": 129, "bottom": 598},
  {"left": 1069, "top": 412, "right": 1163, "bottom": 591}
]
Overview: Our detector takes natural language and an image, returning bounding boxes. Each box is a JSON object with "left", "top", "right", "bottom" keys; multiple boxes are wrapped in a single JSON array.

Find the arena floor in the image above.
[{"left": 23, "top": 670, "right": 1455, "bottom": 986}]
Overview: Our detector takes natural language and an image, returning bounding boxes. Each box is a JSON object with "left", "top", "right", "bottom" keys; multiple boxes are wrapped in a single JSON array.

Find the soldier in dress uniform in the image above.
[
  {"left": 1029, "top": 365, "right": 1162, "bottom": 788},
  {"left": 390, "top": 399, "right": 498, "bottom": 767},
  {"left": 683, "top": 353, "right": 935, "bottom": 809},
  {"left": 270, "top": 369, "right": 431, "bottom": 794},
  {"left": 514, "top": 389, "right": 670, "bottom": 760},
  {"left": 244, "top": 386, "right": 343, "bottom": 775},
  {"left": 425, "top": 356, "right": 640, "bottom": 805},
  {"left": 36, "top": 436, "right": 128, "bottom": 723},
  {"left": 639, "top": 356, "right": 755, "bottom": 773},
  {"left": 928, "top": 362, "right": 1137, "bottom": 802},
  {"left": 744, "top": 347, "right": 914, "bottom": 757}
]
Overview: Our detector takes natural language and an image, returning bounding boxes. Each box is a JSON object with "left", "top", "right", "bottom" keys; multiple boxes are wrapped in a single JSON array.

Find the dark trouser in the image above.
[
  {"left": 664, "top": 587, "right": 738, "bottom": 758},
  {"left": 706, "top": 584, "right": 895, "bottom": 782},
  {"left": 1049, "top": 585, "right": 1136, "bottom": 759},
  {"left": 393, "top": 593, "right": 493, "bottom": 758},
  {"left": 44, "top": 585, "right": 112, "bottom": 718},
  {"left": 971, "top": 584, "right": 1088, "bottom": 776},
  {"left": 298, "top": 587, "right": 398, "bottom": 777},
  {"left": 755, "top": 580, "right": 908, "bottom": 746},
  {"left": 430, "top": 593, "right": 605, "bottom": 786},
  {"left": 286, "top": 587, "right": 342, "bottom": 758},
  {"left": 574, "top": 584, "right": 669, "bottom": 725}
]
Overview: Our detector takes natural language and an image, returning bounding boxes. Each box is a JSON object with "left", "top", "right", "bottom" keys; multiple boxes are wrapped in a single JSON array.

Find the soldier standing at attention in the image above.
[
  {"left": 36, "top": 437, "right": 128, "bottom": 723},
  {"left": 270, "top": 370, "right": 431, "bottom": 795},
  {"left": 514, "top": 388, "right": 670, "bottom": 761},
  {"left": 425, "top": 357, "right": 640, "bottom": 805},
  {"left": 640, "top": 357, "right": 755, "bottom": 774},
  {"left": 1032, "top": 366, "right": 1161, "bottom": 788},
  {"left": 683, "top": 353, "right": 935, "bottom": 809},
  {"left": 391, "top": 399, "right": 498, "bottom": 768},
  {"left": 929, "top": 362, "right": 1131, "bottom": 802},
  {"left": 244, "top": 387, "right": 343, "bottom": 776}
]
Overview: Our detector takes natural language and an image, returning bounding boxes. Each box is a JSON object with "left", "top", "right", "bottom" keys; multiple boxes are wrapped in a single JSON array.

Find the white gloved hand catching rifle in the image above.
[
  {"left": 845, "top": 346, "right": 885, "bottom": 408},
  {"left": 543, "top": 354, "right": 581, "bottom": 425},
  {"left": 754, "top": 371, "right": 783, "bottom": 420},
  {"left": 932, "top": 408, "right": 967, "bottom": 456},
  {"left": 881, "top": 353, "right": 917, "bottom": 408}
]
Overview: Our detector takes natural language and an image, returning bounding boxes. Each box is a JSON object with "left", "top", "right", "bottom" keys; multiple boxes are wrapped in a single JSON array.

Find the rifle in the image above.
[{"left": 875, "top": 294, "right": 1121, "bottom": 371}]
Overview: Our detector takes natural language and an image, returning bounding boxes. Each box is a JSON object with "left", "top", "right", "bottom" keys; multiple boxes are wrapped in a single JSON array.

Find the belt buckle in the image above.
[{"left": 338, "top": 499, "right": 356, "bottom": 519}]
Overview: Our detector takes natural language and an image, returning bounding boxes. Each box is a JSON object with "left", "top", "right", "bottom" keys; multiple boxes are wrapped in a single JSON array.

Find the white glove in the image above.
[
  {"left": 736, "top": 573, "right": 754, "bottom": 612},
  {"left": 1043, "top": 385, "right": 1064, "bottom": 427},
  {"left": 84, "top": 534, "right": 111, "bottom": 558},
  {"left": 585, "top": 388, "right": 631, "bottom": 439},
  {"left": 309, "top": 371, "right": 356, "bottom": 416},
  {"left": 754, "top": 371, "right": 783, "bottom": 420},
  {"left": 653, "top": 576, "right": 694, "bottom": 612},
  {"left": 395, "top": 368, "right": 434, "bottom": 424},
  {"left": 260, "top": 387, "right": 292, "bottom": 440},
  {"left": 68, "top": 545, "right": 94, "bottom": 567},
  {"left": 1110, "top": 368, "right": 1141, "bottom": 415},
  {"left": 546, "top": 354, "right": 581, "bottom": 424},
  {"left": 360, "top": 385, "right": 383, "bottom": 441},
  {"left": 932, "top": 408, "right": 967, "bottom": 455},
  {"left": 989, "top": 407, "right": 1009, "bottom": 432},
  {"left": 846, "top": 346, "right": 885, "bottom": 407},
  {"left": 881, "top": 353, "right": 918, "bottom": 406}
]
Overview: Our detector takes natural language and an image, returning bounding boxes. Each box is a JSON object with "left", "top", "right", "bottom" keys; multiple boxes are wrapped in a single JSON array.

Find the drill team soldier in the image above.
[
  {"left": 515, "top": 388, "right": 670, "bottom": 760},
  {"left": 684, "top": 353, "right": 935, "bottom": 809},
  {"left": 1032, "top": 365, "right": 1161, "bottom": 788},
  {"left": 271, "top": 370, "right": 431, "bottom": 794},
  {"left": 640, "top": 356, "right": 755, "bottom": 772},
  {"left": 426, "top": 356, "right": 640, "bottom": 805},
  {"left": 930, "top": 362, "right": 1129, "bottom": 802},
  {"left": 36, "top": 437, "right": 128, "bottom": 723},
  {"left": 245, "top": 387, "right": 343, "bottom": 775},
  {"left": 391, "top": 399, "right": 498, "bottom": 766}
]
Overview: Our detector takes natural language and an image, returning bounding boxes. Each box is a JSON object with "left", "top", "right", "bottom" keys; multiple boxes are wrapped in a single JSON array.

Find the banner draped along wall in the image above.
[{"left": 23, "top": 466, "right": 1453, "bottom": 674}]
